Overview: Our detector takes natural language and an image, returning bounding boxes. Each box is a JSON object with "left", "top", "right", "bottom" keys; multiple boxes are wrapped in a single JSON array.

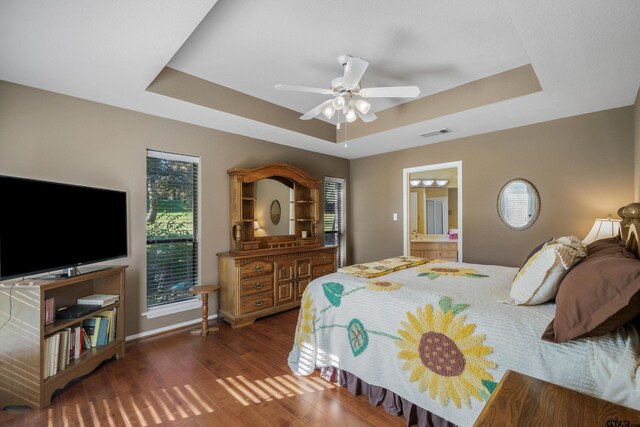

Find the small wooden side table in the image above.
[
  {"left": 474, "top": 369, "right": 640, "bottom": 426},
  {"left": 189, "top": 284, "right": 220, "bottom": 336}
]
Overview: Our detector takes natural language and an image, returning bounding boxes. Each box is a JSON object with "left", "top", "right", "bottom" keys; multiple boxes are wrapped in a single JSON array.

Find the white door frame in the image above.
[{"left": 403, "top": 161, "right": 463, "bottom": 261}]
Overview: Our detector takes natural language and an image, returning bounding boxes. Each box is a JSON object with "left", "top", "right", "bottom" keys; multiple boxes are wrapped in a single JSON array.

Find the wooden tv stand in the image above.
[{"left": 0, "top": 266, "right": 127, "bottom": 409}]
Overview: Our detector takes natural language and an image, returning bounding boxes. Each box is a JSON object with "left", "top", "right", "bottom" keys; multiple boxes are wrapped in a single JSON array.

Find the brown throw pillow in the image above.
[{"left": 542, "top": 239, "right": 640, "bottom": 343}]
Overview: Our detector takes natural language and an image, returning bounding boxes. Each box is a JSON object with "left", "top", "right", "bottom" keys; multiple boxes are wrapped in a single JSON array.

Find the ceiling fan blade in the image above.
[
  {"left": 342, "top": 57, "right": 369, "bottom": 90},
  {"left": 274, "top": 84, "right": 333, "bottom": 95},
  {"left": 300, "top": 99, "right": 334, "bottom": 120},
  {"left": 355, "top": 109, "right": 378, "bottom": 123},
  {"left": 359, "top": 86, "right": 420, "bottom": 98}
]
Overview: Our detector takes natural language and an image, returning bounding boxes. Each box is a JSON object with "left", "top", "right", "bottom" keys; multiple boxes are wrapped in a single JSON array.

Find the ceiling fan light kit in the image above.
[
  {"left": 344, "top": 107, "right": 357, "bottom": 123},
  {"left": 322, "top": 105, "right": 335, "bottom": 119},
  {"left": 275, "top": 55, "right": 420, "bottom": 125},
  {"left": 354, "top": 99, "right": 371, "bottom": 115}
]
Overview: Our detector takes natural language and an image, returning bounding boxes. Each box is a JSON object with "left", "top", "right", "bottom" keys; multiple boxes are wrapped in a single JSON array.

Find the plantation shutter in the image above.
[
  {"left": 146, "top": 150, "right": 199, "bottom": 307},
  {"left": 324, "top": 177, "right": 346, "bottom": 267},
  {"left": 499, "top": 181, "right": 531, "bottom": 228}
]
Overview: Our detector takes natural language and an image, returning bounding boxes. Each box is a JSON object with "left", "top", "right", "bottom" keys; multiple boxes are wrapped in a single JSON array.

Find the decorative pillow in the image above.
[
  {"left": 542, "top": 239, "right": 640, "bottom": 343},
  {"left": 509, "top": 236, "right": 587, "bottom": 305},
  {"left": 516, "top": 238, "right": 552, "bottom": 274}
]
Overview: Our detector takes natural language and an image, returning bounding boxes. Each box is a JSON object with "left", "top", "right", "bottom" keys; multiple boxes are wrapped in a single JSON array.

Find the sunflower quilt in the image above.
[{"left": 288, "top": 260, "right": 640, "bottom": 427}]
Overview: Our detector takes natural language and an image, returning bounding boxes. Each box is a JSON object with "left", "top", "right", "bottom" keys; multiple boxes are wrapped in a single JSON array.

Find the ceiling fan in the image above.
[{"left": 275, "top": 55, "right": 420, "bottom": 125}]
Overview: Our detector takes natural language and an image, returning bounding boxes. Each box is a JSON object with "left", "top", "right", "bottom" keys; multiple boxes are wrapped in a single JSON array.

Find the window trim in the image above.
[
  {"left": 145, "top": 149, "right": 201, "bottom": 311},
  {"left": 324, "top": 176, "right": 346, "bottom": 267},
  {"left": 142, "top": 298, "right": 202, "bottom": 319}
]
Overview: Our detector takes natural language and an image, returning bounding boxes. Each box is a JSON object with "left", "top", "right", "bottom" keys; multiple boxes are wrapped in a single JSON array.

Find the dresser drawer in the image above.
[
  {"left": 312, "top": 264, "right": 335, "bottom": 279},
  {"left": 440, "top": 250, "right": 458, "bottom": 259},
  {"left": 240, "top": 293, "right": 273, "bottom": 315},
  {"left": 312, "top": 252, "right": 334, "bottom": 266},
  {"left": 412, "top": 242, "right": 441, "bottom": 251},
  {"left": 240, "top": 277, "right": 274, "bottom": 297},
  {"left": 240, "top": 260, "right": 273, "bottom": 279},
  {"left": 441, "top": 243, "right": 458, "bottom": 251},
  {"left": 423, "top": 250, "right": 441, "bottom": 259}
]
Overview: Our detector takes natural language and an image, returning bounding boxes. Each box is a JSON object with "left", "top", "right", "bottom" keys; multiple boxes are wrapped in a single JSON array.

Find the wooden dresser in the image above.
[
  {"left": 410, "top": 241, "right": 458, "bottom": 261},
  {"left": 218, "top": 163, "right": 338, "bottom": 328},
  {"left": 218, "top": 246, "right": 336, "bottom": 328}
]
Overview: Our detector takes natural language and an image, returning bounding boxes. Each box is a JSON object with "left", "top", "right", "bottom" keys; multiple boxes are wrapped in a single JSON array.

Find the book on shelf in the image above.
[
  {"left": 82, "top": 317, "right": 103, "bottom": 347},
  {"left": 77, "top": 294, "right": 119, "bottom": 307},
  {"left": 51, "top": 333, "right": 60, "bottom": 377},
  {"left": 59, "top": 330, "right": 69, "bottom": 371},
  {"left": 99, "top": 309, "right": 116, "bottom": 343},
  {"left": 74, "top": 326, "right": 82, "bottom": 359},
  {"left": 96, "top": 317, "right": 109, "bottom": 346},
  {"left": 44, "top": 298, "right": 55, "bottom": 325},
  {"left": 81, "top": 327, "right": 92, "bottom": 349}
]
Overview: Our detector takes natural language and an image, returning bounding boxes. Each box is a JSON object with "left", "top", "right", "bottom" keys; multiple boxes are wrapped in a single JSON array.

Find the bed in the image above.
[{"left": 288, "top": 233, "right": 640, "bottom": 426}]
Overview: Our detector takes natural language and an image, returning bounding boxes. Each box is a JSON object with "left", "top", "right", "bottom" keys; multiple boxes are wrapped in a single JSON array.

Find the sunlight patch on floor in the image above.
[
  {"left": 217, "top": 374, "right": 334, "bottom": 406},
  {"left": 55, "top": 384, "right": 214, "bottom": 426}
]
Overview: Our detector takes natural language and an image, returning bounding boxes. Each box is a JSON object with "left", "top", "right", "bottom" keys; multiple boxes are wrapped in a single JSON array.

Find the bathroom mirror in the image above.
[{"left": 497, "top": 178, "right": 540, "bottom": 230}]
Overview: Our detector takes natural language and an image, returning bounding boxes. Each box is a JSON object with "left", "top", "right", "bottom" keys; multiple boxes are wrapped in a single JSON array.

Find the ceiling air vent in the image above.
[{"left": 419, "top": 128, "right": 452, "bottom": 138}]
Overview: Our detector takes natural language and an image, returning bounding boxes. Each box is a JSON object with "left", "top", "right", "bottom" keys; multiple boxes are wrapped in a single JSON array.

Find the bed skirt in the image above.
[{"left": 320, "top": 367, "right": 457, "bottom": 427}]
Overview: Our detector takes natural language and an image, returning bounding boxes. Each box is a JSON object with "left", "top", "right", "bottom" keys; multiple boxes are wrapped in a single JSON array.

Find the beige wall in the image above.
[
  {"left": 635, "top": 86, "right": 640, "bottom": 201},
  {"left": 0, "top": 81, "right": 349, "bottom": 337},
  {"left": 349, "top": 106, "right": 634, "bottom": 267}
]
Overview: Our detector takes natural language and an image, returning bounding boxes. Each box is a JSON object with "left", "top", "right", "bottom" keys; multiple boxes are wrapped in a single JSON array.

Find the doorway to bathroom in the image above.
[{"left": 403, "top": 161, "right": 462, "bottom": 261}]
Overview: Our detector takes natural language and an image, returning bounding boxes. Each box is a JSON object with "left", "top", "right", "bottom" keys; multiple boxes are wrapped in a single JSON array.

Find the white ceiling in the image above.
[{"left": 1, "top": 0, "right": 639, "bottom": 160}]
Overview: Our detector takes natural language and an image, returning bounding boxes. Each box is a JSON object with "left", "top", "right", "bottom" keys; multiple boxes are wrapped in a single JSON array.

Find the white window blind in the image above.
[
  {"left": 499, "top": 182, "right": 532, "bottom": 228},
  {"left": 146, "top": 150, "right": 199, "bottom": 307},
  {"left": 324, "top": 177, "right": 346, "bottom": 267}
]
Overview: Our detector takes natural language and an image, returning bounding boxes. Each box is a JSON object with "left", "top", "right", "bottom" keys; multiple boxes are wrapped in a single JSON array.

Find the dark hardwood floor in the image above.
[{"left": 1, "top": 309, "right": 406, "bottom": 426}]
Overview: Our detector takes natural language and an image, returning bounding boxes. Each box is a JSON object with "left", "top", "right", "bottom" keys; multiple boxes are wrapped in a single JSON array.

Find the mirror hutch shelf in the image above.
[{"left": 217, "top": 163, "right": 337, "bottom": 328}]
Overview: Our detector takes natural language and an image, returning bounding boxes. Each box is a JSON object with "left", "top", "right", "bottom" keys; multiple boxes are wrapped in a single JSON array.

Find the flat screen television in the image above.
[{"left": 0, "top": 175, "right": 128, "bottom": 279}]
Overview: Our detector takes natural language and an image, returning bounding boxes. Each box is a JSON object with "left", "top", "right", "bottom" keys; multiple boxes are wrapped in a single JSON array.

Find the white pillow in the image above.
[{"left": 509, "top": 236, "right": 586, "bottom": 305}]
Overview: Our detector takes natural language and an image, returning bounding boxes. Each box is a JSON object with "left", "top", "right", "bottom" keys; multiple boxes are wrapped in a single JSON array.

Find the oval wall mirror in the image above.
[{"left": 497, "top": 178, "right": 540, "bottom": 230}]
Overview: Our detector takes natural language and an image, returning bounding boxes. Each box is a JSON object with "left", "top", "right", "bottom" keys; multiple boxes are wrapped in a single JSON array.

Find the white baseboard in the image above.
[{"left": 125, "top": 313, "right": 218, "bottom": 342}]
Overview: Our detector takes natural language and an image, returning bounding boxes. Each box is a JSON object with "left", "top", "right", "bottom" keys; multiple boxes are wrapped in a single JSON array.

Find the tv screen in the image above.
[{"left": 0, "top": 175, "right": 128, "bottom": 279}]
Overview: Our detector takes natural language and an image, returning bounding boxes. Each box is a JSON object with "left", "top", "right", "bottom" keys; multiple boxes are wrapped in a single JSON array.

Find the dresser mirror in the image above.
[
  {"left": 228, "top": 163, "right": 320, "bottom": 252},
  {"left": 497, "top": 178, "right": 540, "bottom": 231},
  {"left": 253, "top": 178, "right": 292, "bottom": 236}
]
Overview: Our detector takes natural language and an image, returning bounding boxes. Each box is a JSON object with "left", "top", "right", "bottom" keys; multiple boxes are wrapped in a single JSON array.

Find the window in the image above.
[
  {"left": 324, "top": 177, "right": 346, "bottom": 267},
  {"left": 146, "top": 150, "right": 199, "bottom": 308}
]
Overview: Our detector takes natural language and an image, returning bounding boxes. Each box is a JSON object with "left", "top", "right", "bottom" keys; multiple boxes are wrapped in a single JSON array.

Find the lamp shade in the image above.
[
  {"left": 582, "top": 217, "right": 621, "bottom": 244},
  {"left": 253, "top": 220, "right": 260, "bottom": 230}
]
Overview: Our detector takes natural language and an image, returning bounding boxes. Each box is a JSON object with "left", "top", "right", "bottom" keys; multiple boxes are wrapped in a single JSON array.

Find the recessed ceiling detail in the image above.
[{"left": 148, "top": 64, "right": 541, "bottom": 144}]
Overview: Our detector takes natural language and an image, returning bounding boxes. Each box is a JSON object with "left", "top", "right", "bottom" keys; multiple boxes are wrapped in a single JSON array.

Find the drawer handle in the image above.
[
  {"left": 252, "top": 265, "right": 263, "bottom": 272},
  {"left": 253, "top": 282, "right": 264, "bottom": 289},
  {"left": 320, "top": 270, "right": 327, "bottom": 275},
  {"left": 321, "top": 256, "right": 327, "bottom": 262},
  {"left": 254, "top": 299, "right": 264, "bottom": 307}
]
